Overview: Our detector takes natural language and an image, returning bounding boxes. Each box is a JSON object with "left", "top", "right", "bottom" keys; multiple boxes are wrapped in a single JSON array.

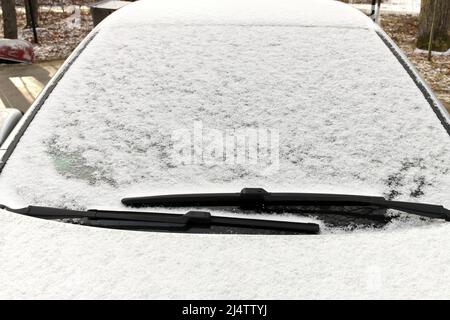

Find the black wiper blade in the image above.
[
  {"left": 122, "top": 188, "right": 450, "bottom": 221},
  {"left": 0, "top": 204, "right": 319, "bottom": 234}
]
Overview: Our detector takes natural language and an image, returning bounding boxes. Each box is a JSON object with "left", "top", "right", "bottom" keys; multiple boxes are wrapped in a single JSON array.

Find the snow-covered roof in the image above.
[
  {"left": 92, "top": 0, "right": 130, "bottom": 10},
  {"left": 103, "top": 0, "right": 372, "bottom": 28},
  {"left": 0, "top": 0, "right": 448, "bottom": 231}
]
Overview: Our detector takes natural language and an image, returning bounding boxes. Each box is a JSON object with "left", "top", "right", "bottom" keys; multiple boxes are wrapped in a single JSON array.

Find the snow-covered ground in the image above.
[
  {"left": 351, "top": 0, "right": 421, "bottom": 15},
  {"left": 0, "top": 5, "right": 93, "bottom": 61}
]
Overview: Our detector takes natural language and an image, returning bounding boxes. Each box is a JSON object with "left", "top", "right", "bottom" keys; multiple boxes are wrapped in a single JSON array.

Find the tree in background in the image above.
[
  {"left": 416, "top": 0, "right": 450, "bottom": 52},
  {"left": 25, "top": 0, "right": 39, "bottom": 27},
  {"left": 1, "top": 0, "right": 18, "bottom": 39}
]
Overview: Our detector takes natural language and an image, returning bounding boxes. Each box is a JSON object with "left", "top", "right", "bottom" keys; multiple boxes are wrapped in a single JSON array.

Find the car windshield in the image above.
[{"left": 0, "top": 21, "right": 449, "bottom": 229}]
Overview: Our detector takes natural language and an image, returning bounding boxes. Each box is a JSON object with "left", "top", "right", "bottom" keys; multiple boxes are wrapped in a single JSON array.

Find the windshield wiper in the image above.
[
  {"left": 122, "top": 188, "right": 450, "bottom": 221},
  {"left": 0, "top": 204, "right": 319, "bottom": 234}
]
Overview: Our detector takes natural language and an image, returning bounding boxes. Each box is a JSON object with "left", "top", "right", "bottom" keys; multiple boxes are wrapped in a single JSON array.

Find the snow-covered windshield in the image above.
[{"left": 0, "top": 21, "right": 449, "bottom": 215}]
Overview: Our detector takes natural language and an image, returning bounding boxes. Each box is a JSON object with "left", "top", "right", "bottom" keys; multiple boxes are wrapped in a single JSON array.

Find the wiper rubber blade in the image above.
[
  {"left": 0, "top": 204, "right": 319, "bottom": 234},
  {"left": 121, "top": 188, "right": 450, "bottom": 221}
]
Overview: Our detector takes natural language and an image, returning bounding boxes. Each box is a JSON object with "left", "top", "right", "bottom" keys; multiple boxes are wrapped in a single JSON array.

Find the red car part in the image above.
[{"left": 0, "top": 39, "right": 34, "bottom": 63}]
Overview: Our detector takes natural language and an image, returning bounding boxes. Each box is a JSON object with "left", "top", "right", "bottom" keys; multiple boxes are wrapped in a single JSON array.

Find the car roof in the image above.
[
  {"left": 0, "top": 0, "right": 448, "bottom": 219},
  {"left": 103, "top": 0, "right": 372, "bottom": 29}
]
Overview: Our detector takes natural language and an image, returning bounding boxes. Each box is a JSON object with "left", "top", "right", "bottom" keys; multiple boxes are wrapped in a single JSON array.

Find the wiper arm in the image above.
[
  {"left": 122, "top": 188, "right": 450, "bottom": 221},
  {"left": 0, "top": 204, "right": 319, "bottom": 234}
]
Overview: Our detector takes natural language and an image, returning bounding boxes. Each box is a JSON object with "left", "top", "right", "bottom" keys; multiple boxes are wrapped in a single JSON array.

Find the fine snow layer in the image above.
[
  {"left": 0, "top": 0, "right": 449, "bottom": 299},
  {"left": 1, "top": 208, "right": 450, "bottom": 299},
  {"left": 0, "top": 23, "right": 448, "bottom": 212}
]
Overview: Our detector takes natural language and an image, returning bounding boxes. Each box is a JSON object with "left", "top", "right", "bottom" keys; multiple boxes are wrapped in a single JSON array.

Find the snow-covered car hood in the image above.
[{"left": 1, "top": 207, "right": 450, "bottom": 299}]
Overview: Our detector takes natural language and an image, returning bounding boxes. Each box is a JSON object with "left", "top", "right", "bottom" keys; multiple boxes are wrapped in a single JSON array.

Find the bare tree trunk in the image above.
[
  {"left": 1, "top": 0, "right": 18, "bottom": 39},
  {"left": 25, "top": 0, "right": 39, "bottom": 28},
  {"left": 416, "top": 0, "right": 450, "bottom": 52}
]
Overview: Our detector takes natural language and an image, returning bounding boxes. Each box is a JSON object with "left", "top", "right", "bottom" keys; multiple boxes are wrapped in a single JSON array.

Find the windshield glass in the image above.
[{"left": 0, "top": 23, "right": 449, "bottom": 221}]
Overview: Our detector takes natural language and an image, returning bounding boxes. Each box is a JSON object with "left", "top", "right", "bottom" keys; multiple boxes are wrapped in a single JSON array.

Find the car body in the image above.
[
  {"left": 0, "top": 108, "right": 22, "bottom": 146},
  {"left": 0, "top": 39, "right": 34, "bottom": 64},
  {"left": 0, "top": 0, "right": 449, "bottom": 299}
]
